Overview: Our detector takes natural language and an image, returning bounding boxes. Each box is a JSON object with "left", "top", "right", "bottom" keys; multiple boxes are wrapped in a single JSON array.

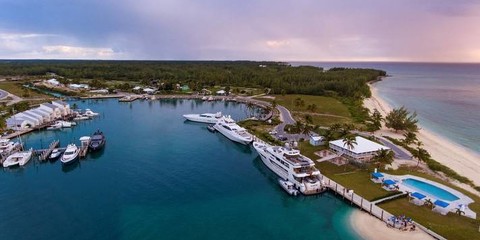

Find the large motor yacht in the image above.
[
  {"left": 61, "top": 144, "right": 80, "bottom": 165},
  {"left": 213, "top": 116, "right": 253, "bottom": 145},
  {"left": 252, "top": 141, "right": 324, "bottom": 195},
  {"left": 0, "top": 138, "right": 21, "bottom": 155},
  {"left": 183, "top": 112, "right": 222, "bottom": 124},
  {"left": 3, "top": 149, "right": 33, "bottom": 167}
]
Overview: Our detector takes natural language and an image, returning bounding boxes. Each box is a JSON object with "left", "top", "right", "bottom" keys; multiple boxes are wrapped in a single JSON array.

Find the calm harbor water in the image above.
[
  {"left": 0, "top": 99, "right": 359, "bottom": 240},
  {"left": 293, "top": 62, "right": 480, "bottom": 154}
]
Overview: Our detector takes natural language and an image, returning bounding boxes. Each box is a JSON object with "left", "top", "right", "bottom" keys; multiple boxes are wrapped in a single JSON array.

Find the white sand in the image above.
[
  {"left": 350, "top": 210, "right": 434, "bottom": 240},
  {"left": 364, "top": 83, "right": 480, "bottom": 187}
]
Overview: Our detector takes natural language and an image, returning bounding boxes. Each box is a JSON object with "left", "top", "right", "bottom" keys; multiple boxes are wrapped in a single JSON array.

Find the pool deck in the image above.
[{"left": 382, "top": 174, "right": 476, "bottom": 219}]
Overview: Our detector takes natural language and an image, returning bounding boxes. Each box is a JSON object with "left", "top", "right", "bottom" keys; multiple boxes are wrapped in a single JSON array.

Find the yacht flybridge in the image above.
[
  {"left": 253, "top": 141, "right": 324, "bottom": 195},
  {"left": 214, "top": 115, "right": 253, "bottom": 145},
  {"left": 183, "top": 112, "right": 222, "bottom": 124}
]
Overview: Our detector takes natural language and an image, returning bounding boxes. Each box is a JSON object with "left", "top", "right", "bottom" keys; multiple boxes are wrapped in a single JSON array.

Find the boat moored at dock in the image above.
[
  {"left": 213, "top": 116, "right": 253, "bottom": 145},
  {"left": 279, "top": 179, "right": 299, "bottom": 196},
  {"left": 3, "top": 149, "right": 33, "bottom": 167},
  {"left": 61, "top": 144, "right": 80, "bottom": 165},
  {"left": 183, "top": 112, "right": 222, "bottom": 124},
  {"left": 49, "top": 149, "right": 63, "bottom": 161},
  {"left": 253, "top": 141, "right": 324, "bottom": 195},
  {"left": 89, "top": 130, "right": 106, "bottom": 151}
]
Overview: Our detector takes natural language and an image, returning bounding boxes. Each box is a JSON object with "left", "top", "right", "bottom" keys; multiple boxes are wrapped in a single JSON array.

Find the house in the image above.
[
  {"left": 329, "top": 136, "right": 390, "bottom": 162},
  {"left": 133, "top": 86, "right": 142, "bottom": 92},
  {"left": 89, "top": 89, "right": 109, "bottom": 94},
  {"left": 69, "top": 84, "right": 89, "bottom": 90},
  {"left": 52, "top": 101, "right": 71, "bottom": 116},
  {"left": 46, "top": 78, "right": 60, "bottom": 86},
  {"left": 309, "top": 135, "right": 325, "bottom": 146},
  {"left": 216, "top": 90, "right": 226, "bottom": 96},
  {"left": 201, "top": 88, "right": 212, "bottom": 95},
  {"left": 143, "top": 88, "right": 156, "bottom": 94}
]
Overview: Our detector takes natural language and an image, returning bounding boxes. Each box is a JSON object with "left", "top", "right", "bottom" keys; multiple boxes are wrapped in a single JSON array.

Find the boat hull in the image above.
[
  {"left": 214, "top": 125, "right": 252, "bottom": 145},
  {"left": 183, "top": 115, "right": 218, "bottom": 124},
  {"left": 89, "top": 140, "right": 105, "bottom": 151}
]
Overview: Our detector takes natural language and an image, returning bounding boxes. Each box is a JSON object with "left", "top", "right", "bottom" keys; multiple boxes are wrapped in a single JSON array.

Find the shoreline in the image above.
[
  {"left": 349, "top": 210, "right": 434, "bottom": 240},
  {"left": 364, "top": 83, "right": 480, "bottom": 188}
]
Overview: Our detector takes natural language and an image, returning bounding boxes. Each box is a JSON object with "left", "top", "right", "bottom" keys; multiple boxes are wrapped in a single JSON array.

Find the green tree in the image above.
[
  {"left": 384, "top": 106, "right": 418, "bottom": 132},
  {"left": 370, "top": 108, "right": 383, "bottom": 133},
  {"left": 304, "top": 114, "right": 313, "bottom": 124},
  {"left": 372, "top": 149, "right": 394, "bottom": 166},
  {"left": 403, "top": 131, "right": 418, "bottom": 145},
  {"left": 412, "top": 147, "right": 430, "bottom": 167},
  {"left": 342, "top": 134, "right": 357, "bottom": 151}
]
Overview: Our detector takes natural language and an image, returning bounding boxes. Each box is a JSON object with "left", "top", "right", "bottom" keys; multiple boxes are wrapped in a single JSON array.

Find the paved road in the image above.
[
  {"left": 0, "top": 89, "right": 8, "bottom": 99},
  {"left": 274, "top": 105, "right": 308, "bottom": 141},
  {"left": 377, "top": 137, "right": 413, "bottom": 160}
]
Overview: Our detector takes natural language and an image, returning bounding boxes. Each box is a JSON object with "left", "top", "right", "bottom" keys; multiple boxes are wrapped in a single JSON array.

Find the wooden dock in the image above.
[
  {"left": 321, "top": 175, "right": 446, "bottom": 240},
  {"left": 38, "top": 140, "right": 60, "bottom": 161}
]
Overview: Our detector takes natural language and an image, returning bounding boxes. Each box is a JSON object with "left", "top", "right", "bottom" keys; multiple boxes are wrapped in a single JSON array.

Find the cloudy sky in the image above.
[{"left": 1, "top": 0, "right": 479, "bottom": 62}]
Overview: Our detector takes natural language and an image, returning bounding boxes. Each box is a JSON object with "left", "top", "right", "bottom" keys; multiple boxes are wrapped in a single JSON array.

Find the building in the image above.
[
  {"left": 52, "top": 101, "right": 71, "bottom": 116},
  {"left": 329, "top": 136, "right": 390, "bottom": 161},
  {"left": 6, "top": 118, "right": 35, "bottom": 130},
  {"left": 216, "top": 90, "right": 226, "bottom": 95},
  {"left": 143, "top": 88, "right": 156, "bottom": 94},
  {"left": 89, "top": 89, "right": 109, "bottom": 94},
  {"left": 31, "top": 108, "right": 52, "bottom": 122},
  {"left": 309, "top": 135, "right": 325, "bottom": 146},
  {"left": 46, "top": 78, "right": 60, "bottom": 86},
  {"left": 38, "top": 103, "right": 62, "bottom": 119},
  {"left": 69, "top": 84, "right": 89, "bottom": 90}
]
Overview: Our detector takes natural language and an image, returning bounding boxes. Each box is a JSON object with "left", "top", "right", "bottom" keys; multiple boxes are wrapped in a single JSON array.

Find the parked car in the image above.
[
  {"left": 277, "top": 135, "right": 288, "bottom": 141},
  {"left": 269, "top": 130, "right": 277, "bottom": 135}
]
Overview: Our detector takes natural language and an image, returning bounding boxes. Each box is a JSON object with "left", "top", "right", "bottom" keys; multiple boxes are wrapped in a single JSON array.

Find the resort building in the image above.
[
  {"left": 329, "top": 136, "right": 390, "bottom": 161},
  {"left": 38, "top": 103, "right": 62, "bottom": 119},
  {"left": 5, "top": 100, "right": 73, "bottom": 130},
  {"left": 46, "top": 78, "right": 60, "bottom": 86}
]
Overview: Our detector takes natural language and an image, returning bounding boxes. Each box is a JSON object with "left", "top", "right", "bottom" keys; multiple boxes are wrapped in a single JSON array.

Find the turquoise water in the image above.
[
  {"left": 402, "top": 178, "right": 459, "bottom": 201},
  {"left": 292, "top": 62, "right": 480, "bottom": 154},
  {"left": 0, "top": 99, "right": 359, "bottom": 240}
]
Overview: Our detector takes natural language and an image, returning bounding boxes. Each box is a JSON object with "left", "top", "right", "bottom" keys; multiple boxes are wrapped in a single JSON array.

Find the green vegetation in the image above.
[
  {"left": 0, "top": 60, "right": 385, "bottom": 98},
  {"left": 385, "top": 136, "right": 474, "bottom": 186},
  {"left": 238, "top": 119, "right": 282, "bottom": 145},
  {"left": 379, "top": 198, "right": 480, "bottom": 240},
  {"left": 272, "top": 94, "right": 351, "bottom": 118},
  {"left": 385, "top": 106, "right": 419, "bottom": 132},
  {"left": 0, "top": 82, "right": 51, "bottom": 98}
]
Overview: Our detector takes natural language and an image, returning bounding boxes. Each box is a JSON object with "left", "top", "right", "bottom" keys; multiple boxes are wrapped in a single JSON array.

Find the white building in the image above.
[
  {"left": 31, "top": 108, "right": 52, "bottom": 122},
  {"left": 46, "top": 78, "right": 60, "bottom": 86},
  {"left": 15, "top": 113, "right": 42, "bottom": 126},
  {"left": 6, "top": 118, "right": 35, "bottom": 130},
  {"left": 143, "top": 88, "right": 156, "bottom": 94},
  {"left": 216, "top": 90, "right": 226, "bottom": 95},
  {"left": 309, "top": 135, "right": 325, "bottom": 146},
  {"left": 69, "top": 84, "right": 89, "bottom": 90},
  {"left": 38, "top": 103, "right": 62, "bottom": 119},
  {"left": 329, "top": 136, "right": 390, "bottom": 161},
  {"left": 52, "top": 100, "right": 71, "bottom": 116},
  {"left": 89, "top": 89, "right": 109, "bottom": 94}
]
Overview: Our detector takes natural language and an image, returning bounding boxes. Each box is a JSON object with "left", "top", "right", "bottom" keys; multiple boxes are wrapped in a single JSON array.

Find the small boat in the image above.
[
  {"left": 278, "top": 179, "right": 299, "bottom": 196},
  {"left": 84, "top": 109, "right": 99, "bottom": 117},
  {"left": 73, "top": 115, "right": 90, "bottom": 121},
  {"left": 57, "top": 120, "right": 73, "bottom": 128},
  {"left": 207, "top": 96, "right": 214, "bottom": 101},
  {"left": 49, "top": 149, "right": 63, "bottom": 160},
  {"left": 89, "top": 130, "right": 106, "bottom": 151},
  {"left": 61, "top": 144, "right": 79, "bottom": 165},
  {"left": 47, "top": 122, "right": 62, "bottom": 130},
  {"left": 201, "top": 96, "right": 208, "bottom": 101},
  {"left": 207, "top": 125, "right": 216, "bottom": 132},
  {"left": 3, "top": 149, "right": 33, "bottom": 167}
]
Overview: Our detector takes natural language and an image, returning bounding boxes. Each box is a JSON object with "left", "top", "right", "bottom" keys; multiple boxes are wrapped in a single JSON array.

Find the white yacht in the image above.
[
  {"left": 61, "top": 144, "right": 80, "bottom": 165},
  {"left": 0, "top": 138, "right": 21, "bottom": 155},
  {"left": 252, "top": 141, "right": 324, "bottom": 195},
  {"left": 84, "top": 109, "right": 99, "bottom": 117},
  {"left": 3, "top": 149, "right": 33, "bottom": 167},
  {"left": 213, "top": 116, "right": 253, "bottom": 145},
  {"left": 183, "top": 112, "right": 222, "bottom": 124}
]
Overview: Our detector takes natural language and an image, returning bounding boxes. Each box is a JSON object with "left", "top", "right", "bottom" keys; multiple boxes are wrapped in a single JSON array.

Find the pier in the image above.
[
  {"left": 321, "top": 175, "right": 446, "bottom": 240},
  {"left": 38, "top": 140, "right": 60, "bottom": 161}
]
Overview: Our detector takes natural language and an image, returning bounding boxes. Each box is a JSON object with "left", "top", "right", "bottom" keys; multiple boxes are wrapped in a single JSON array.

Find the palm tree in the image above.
[
  {"left": 413, "top": 147, "right": 430, "bottom": 167},
  {"left": 304, "top": 114, "right": 313, "bottom": 124},
  {"left": 372, "top": 149, "right": 394, "bottom": 166},
  {"left": 424, "top": 198, "right": 434, "bottom": 208},
  {"left": 302, "top": 123, "right": 313, "bottom": 137},
  {"left": 329, "top": 123, "right": 342, "bottom": 133},
  {"left": 455, "top": 207, "right": 465, "bottom": 216},
  {"left": 403, "top": 131, "right": 418, "bottom": 145},
  {"left": 294, "top": 121, "right": 304, "bottom": 134},
  {"left": 342, "top": 135, "right": 357, "bottom": 151}
]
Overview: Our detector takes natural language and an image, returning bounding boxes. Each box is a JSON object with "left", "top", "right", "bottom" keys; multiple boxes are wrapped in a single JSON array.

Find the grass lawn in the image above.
[
  {"left": 273, "top": 94, "right": 351, "bottom": 118},
  {"left": 293, "top": 113, "right": 352, "bottom": 126},
  {"left": 379, "top": 198, "right": 480, "bottom": 240},
  {"left": 0, "top": 82, "right": 50, "bottom": 98},
  {"left": 317, "top": 161, "right": 398, "bottom": 201}
]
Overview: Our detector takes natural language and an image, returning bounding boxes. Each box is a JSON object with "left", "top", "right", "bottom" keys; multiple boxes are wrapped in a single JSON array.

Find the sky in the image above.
[{"left": 0, "top": 0, "right": 480, "bottom": 62}]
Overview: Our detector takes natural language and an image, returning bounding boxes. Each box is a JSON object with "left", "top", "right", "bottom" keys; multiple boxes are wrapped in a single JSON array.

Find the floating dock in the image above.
[{"left": 38, "top": 140, "right": 60, "bottom": 161}]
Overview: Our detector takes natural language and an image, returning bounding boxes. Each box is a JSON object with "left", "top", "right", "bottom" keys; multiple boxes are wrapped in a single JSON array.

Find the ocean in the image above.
[
  {"left": 292, "top": 62, "right": 480, "bottom": 155},
  {"left": 0, "top": 99, "right": 359, "bottom": 240}
]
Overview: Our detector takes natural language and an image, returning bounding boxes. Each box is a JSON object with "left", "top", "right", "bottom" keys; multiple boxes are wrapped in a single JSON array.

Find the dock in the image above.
[
  {"left": 321, "top": 175, "right": 446, "bottom": 240},
  {"left": 38, "top": 140, "right": 60, "bottom": 161}
]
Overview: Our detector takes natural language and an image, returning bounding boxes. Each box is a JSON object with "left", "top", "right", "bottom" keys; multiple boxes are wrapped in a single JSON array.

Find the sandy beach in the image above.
[
  {"left": 364, "top": 83, "right": 480, "bottom": 188},
  {"left": 350, "top": 210, "right": 434, "bottom": 240}
]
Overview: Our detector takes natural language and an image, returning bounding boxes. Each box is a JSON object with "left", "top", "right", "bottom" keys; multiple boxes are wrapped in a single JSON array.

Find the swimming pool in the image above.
[{"left": 402, "top": 178, "right": 459, "bottom": 201}]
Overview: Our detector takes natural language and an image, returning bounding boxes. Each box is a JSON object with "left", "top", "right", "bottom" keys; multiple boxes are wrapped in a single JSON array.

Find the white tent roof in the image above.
[{"left": 330, "top": 136, "right": 389, "bottom": 154}]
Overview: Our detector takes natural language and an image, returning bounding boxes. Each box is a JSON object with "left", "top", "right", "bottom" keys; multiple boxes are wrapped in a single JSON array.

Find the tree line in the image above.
[{"left": 0, "top": 60, "right": 386, "bottom": 99}]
